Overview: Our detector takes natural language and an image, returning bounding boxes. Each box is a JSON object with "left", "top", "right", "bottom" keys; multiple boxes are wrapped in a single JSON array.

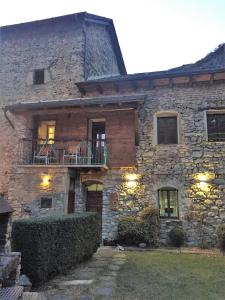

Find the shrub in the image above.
[
  {"left": 118, "top": 216, "right": 145, "bottom": 246},
  {"left": 118, "top": 207, "right": 159, "bottom": 247},
  {"left": 12, "top": 213, "right": 101, "bottom": 285},
  {"left": 169, "top": 227, "right": 185, "bottom": 248},
  {"left": 216, "top": 224, "right": 225, "bottom": 253}
]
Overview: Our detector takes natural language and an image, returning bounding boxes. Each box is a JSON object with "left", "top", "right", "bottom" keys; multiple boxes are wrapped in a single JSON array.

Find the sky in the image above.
[{"left": 1, "top": 0, "right": 225, "bottom": 74}]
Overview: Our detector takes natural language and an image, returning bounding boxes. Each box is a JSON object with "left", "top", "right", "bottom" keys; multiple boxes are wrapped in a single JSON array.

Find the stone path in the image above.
[{"left": 36, "top": 247, "right": 126, "bottom": 300}]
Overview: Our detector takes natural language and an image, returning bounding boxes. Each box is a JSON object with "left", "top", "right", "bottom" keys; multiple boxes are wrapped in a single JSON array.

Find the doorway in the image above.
[
  {"left": 89, "top": 120, "right": 106, "bottom": 164},
  {"left": 86, "top": 182, "right": 103, "bottom": 223},
  {"left": 67, "top": 176, "right": 75, "bottom": 214}
]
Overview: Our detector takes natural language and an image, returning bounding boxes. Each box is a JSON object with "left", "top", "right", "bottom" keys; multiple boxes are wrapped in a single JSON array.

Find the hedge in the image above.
[
  {"left": 12, "top": 212, "right": 101, "bottom": 285},
  {"left": 118, "top": 207, "right": 159, "bottom": 247}
]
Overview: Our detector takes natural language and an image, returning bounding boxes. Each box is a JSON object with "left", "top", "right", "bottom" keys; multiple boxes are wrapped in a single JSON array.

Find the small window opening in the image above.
[
  {"left": 158, "top": 188, "right": 179, "bottom": 218},
  {"left": 207, "top": 113, "right": 225, "bottom": 142},
  {"left": 34, "top": 69, "right": 45, "bottom": 85},
  {"left": 41, "top": 197, "right": 52, "bottom": 208},
  {"left": 157, "top": 116, "right": 178, "bottom": 144}
]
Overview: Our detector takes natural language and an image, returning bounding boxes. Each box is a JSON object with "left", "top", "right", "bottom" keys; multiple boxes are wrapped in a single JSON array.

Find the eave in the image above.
[
  {"left": 0, "top": 197, "right": 13, "bottom": 214},
  {"left": 4, "top": 94, "right": 146, "bottom": 112},
  {"left": 76, "top": 68, "right": 225, "bottom": 96}
]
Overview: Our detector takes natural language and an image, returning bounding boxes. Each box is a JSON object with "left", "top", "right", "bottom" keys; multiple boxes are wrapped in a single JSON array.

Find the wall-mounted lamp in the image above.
[
  {"left": 40, "top": 174, "right": 52, "bottom": 188},
  {"left": 121, "top": 172, "right": 142, "bottom": 195},
  {"left": 195, "top": 172, "right": 214, "bottom": 192}
]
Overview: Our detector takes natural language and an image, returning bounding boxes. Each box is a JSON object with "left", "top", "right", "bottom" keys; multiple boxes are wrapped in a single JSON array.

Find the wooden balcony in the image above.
[{"left": 18, "top": 138, "right": 108, "bottom": 168}]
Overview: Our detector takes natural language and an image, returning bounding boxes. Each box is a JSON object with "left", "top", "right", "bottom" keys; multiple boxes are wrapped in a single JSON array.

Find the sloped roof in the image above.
[
  {"left": 82, "top": 43, "right": 225, "bottom": 84},
  {"left": 5, "top": 94, "right": 146, "bottom": 111},
  {"left": 169, "top": 43, "right": 225, "bottom": 72},
  {"left": 0, "top": 196, "right": 13, "bottom": 214}
]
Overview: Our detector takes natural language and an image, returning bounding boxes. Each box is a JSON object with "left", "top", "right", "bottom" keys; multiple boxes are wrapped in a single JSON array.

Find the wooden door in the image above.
[
  {"left": 86, "top": 191, "right": 103, "bottom": 217},
  {"left": 67, "top": 177, "right": 75, "bottom": 214}
]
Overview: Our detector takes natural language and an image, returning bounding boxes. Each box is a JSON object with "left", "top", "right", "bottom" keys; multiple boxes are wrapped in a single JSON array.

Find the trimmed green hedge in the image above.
[
  {"left": 12, "top": 213, "right": 101, "bottom": 285},
  {"left": 118, "top": 207, "right": 159, "bottom": 247}
]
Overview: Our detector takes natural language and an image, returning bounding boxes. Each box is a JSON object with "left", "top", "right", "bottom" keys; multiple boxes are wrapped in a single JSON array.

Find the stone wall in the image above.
[
  {"left": 8, "top": 166, "right": 69, "bottom": 219},
  {"left": 136, "top": 81, "right": 225, "bottom": 246},
  {"left": 84, "top": 81, "right": 225, "bottom": 246},
  {"left": 0, "top": 14, "right": 124, "bottom": 202}
]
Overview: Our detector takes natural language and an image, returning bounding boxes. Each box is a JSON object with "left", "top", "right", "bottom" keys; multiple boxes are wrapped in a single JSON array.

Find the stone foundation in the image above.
[{"left": 0, "top": 252, "right": 21, "bottom": 288}]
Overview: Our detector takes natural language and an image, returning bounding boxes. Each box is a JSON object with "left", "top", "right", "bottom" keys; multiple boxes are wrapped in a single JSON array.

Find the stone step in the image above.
[{"left": 23, "top": 292, "right": 47, "bottom": 300}]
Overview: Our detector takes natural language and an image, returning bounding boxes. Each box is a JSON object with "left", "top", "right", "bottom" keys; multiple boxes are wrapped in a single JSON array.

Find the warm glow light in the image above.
[
  {"left": 124, "top": 173, "right": 139, "bottom": 181},
  {"left": 195, "top": 172, "right": 215, "bottom": 182},
  {"left": 40, "top": 174, "right": 51, "bottom": 187},
  {"left": 198, "top": 174, "right": 208, "bottom": 182},
  {"left": 126, "top": 180, "right": 138, "bottom": 189},
  {"left": 198, "top": 181, "right": 208, "bottom": 190}
]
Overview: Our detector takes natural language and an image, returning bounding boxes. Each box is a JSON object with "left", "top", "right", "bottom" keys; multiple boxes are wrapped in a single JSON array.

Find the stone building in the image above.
[{"left": 1, "top": 12, "right": 225, "bottom": 247}]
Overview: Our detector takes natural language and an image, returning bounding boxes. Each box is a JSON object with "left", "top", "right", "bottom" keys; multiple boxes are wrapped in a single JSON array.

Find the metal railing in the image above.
[{"left": 18, "top": 138, "right": 108, "bottom": 166}]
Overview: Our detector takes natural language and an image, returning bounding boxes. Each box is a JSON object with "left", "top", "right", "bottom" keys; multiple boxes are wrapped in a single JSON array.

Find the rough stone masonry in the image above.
[{"left": 1, "top": 12, "right": 225, "bottom": 247}]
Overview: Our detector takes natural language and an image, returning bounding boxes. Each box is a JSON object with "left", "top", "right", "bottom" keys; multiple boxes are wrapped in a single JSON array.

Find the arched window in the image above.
[{"left": 158, "top": 187, "right": 179, "bottom": 218}]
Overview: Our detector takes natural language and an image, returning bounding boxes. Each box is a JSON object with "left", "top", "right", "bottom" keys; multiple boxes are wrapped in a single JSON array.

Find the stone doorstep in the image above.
[
  {"left": 93, "top": 287, "right": 114, "bottom": 297},
  {"left": 23, "top": 292, "right": 47, "bottom": 300},
  {"left": 108, "top": 264, "right": 121, "bottom": 271},
  {"left": 59, "top": 279, "right": 94, "bottom": 286}
]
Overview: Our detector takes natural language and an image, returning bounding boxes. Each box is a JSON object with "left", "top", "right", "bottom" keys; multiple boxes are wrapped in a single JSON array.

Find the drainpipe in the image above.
[{"left": 2, "top": 108, "right": 15, "bottom": 129}]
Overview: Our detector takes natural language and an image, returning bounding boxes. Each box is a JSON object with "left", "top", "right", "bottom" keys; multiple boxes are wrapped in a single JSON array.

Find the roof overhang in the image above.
[
  {"left": 0, "top": 197, "right": 13, "bottom": 214},
  {"left": 4, "top": 94, "right": 146, "bottom": 112},
  {"left": 76, "top": 68, "right": 225, "bottom": 96}
]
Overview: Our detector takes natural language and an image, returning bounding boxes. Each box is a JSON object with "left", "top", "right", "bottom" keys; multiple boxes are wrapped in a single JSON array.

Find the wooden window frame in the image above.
[
  {"left": 158, "top": 188, "right": 179, "bottom": 219},
  {"left": 33, "top": 69, "right": 45, "bottom": 85},
  {"left": 38, "top": 120, "right": 56, "bottom": 144},
  {"left": 154, "top": 111, "right": 179, "bottom": 145},
  {"left": 207, "top": 112, "right": 225, "bottom": 142},
  {"left": 40, "top": 197, "right": 52, "bottom": 208}
]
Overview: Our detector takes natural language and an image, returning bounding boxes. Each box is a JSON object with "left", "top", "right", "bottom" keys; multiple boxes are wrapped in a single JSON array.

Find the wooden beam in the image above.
[
  {"left": 96, "top": 84, "right": 104, "bottom": 94},
  {"left": 131, "top": 81, "right": 139, "bottom": 91},
  {"left": 113, "top": 83, "right": 120, "bottom": 93},
  {"left": 77, "top": 85, "right": 86, "bottom": 96}
]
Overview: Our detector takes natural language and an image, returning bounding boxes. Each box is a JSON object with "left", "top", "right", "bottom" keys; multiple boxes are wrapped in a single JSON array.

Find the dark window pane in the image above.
[
  {"left": 158, "top": 188, "right": 178, "bottom": 218},
  {"left": 34, "top": 69, "right": 44, "bottom": 85},
  {"left": 41, "top": 197, "right": 52, "bottom": 208},
  {"left": 157, "top": 116, "right": 178, "bottom": 144},
  {"left": 207, "top": 114, "right": 225, "bottom": 142}
]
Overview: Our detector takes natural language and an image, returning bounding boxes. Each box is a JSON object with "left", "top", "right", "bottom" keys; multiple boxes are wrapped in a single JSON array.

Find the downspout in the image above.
[{"left": 2, "top": 107, "right": 15, "bottom": 129}]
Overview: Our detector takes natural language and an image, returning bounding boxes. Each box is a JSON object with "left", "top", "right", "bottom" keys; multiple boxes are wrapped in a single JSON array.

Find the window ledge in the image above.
[{"left": 160, "top": 218, "right": 180, "bottom": 221}]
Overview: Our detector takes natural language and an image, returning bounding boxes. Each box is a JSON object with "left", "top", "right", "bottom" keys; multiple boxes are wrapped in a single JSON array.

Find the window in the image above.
[
  {"left": 34, "top": 69, "right": 44, "bottom": 85},
  {"left": 38, "top": 121, "right": 56, "bottom": 144},
  {"left": 207, "top": 113, "right": 225, "bottom": 142},
  {"left": 158, "top": 188, "right": 178, "bottom": 218},
  {"left": 157, "top": 115, "right": 178, "bottom": 144},
  {"left": 41, "top": 197, "right": 52, "bottom": 208}
]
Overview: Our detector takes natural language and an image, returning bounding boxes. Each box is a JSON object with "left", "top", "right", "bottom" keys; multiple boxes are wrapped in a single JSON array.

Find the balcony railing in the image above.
[{"left": 18, "top": 138, "right": 108, "bottom": 166}]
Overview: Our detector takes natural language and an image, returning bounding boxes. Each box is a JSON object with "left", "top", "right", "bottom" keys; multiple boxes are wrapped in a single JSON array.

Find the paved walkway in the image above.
[{"left": 37, "top": 247, "right": 126, "bottom": 300}]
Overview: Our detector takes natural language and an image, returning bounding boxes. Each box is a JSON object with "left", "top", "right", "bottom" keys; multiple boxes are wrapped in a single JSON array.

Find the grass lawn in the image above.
[{"left": 115, "top": 251, "right": 225, "bottom": 300}]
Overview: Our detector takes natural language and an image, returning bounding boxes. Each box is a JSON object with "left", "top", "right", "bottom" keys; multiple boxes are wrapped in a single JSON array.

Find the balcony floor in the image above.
[{"left": 18, "top": 164, "right": 108, "bottom": 170}]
